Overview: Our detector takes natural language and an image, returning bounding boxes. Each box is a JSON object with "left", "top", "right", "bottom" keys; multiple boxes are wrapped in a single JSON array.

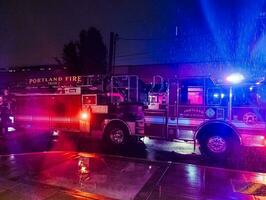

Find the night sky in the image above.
[{"left": 0, "top": 0, "right": 265, "bottom": 67}]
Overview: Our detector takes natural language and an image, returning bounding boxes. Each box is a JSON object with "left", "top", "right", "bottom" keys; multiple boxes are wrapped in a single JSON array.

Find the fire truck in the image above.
[{"left": 11, "top": 73, "right": 266, "bottom": 159}]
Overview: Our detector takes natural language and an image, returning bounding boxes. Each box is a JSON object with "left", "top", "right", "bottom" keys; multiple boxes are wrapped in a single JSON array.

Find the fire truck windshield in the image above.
[
  {"left": 232, "top": 85, "right": 259, "bottom": 106},
  {"left": 207, "top": 84, "right": 263, "bottom": 107}
]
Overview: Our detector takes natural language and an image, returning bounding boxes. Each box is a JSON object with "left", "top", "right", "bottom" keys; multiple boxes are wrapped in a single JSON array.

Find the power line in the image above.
[
  {"left": 118, "top": 37, "right": 177, "bottom": 41},
  {"left": 118, "top": 33, "right": 211, "bottom": 41},
  {"left": 116, "top": 52, "right": 151, "bottom": 58}
]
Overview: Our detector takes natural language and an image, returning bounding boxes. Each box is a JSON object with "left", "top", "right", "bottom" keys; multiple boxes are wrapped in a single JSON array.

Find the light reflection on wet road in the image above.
[
  {"left": 0, "top": 151, "right": 266, "bottom": 199},
  {"left": 0, "top": 131, "right": 266, "bottom": 173}
]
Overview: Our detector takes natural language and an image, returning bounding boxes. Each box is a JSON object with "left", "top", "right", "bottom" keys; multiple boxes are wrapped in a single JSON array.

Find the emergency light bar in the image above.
[{"left": 226, "top": 73, "right": 244, "bottom": 84}]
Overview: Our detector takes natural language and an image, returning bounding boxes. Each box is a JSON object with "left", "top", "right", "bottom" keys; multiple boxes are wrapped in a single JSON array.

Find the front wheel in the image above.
[{"left": 199, "top": 133, "right": 239, "bottom": 160}]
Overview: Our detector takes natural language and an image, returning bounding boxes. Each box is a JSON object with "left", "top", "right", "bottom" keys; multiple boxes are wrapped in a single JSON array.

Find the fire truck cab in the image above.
[{"left": 144, "top": 74, "right": 266, "bottom": 159}]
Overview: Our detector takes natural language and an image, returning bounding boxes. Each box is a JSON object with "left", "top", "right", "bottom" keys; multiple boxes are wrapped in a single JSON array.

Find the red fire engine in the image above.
[{"left": 11, "top": 73, "right": 266, "bottom": 160}]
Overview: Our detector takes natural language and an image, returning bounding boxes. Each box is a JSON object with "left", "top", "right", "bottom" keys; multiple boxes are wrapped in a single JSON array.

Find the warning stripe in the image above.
[
  {"left": 144, "top": 116, "right": 204, "bottom": 126},
  {"left": 232, "top": 122, "right": 266, "bottom": 130},
  {"left": 15, "top": 115, "right": 80, "bottom": 122},
  {"left": 240, "top": 183, "right": 262, "bottom": 194},
  {"left": 236, "top": 182, "right": 266, "bottom": 196}
]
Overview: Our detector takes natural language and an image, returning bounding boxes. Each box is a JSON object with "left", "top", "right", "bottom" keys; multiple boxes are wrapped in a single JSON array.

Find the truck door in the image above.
[{"left": 178, "top": 78, "right": 205, "bottom": 140}]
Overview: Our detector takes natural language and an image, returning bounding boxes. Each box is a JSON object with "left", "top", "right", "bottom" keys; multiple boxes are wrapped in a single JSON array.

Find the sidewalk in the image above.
[{"left": 0, "top": 151, "right": 265, "bottom": 199}]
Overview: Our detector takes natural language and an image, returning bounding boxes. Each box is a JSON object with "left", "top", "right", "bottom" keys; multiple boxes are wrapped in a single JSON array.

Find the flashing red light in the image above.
[{"left": 80, "top": 111, "right": 90, "bottom": 120}]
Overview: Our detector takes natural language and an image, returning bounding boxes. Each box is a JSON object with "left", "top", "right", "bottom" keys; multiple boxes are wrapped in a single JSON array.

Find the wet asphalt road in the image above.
[{"left": 0, "top": 131, "right": 266, "bottom": 173}]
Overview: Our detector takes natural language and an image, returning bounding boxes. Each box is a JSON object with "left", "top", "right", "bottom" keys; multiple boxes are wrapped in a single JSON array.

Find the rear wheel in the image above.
[{"left": 104, "top": 123, "right": 129, "bottom": 147}]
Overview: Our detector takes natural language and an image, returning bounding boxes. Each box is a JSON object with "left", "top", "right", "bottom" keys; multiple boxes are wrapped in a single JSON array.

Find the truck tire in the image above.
[
  {"left": 199, "top": 132, "right": 239, "bottom": 160},
  {"left": 104, "top": 123, "right": 129, "bottom": 147}
]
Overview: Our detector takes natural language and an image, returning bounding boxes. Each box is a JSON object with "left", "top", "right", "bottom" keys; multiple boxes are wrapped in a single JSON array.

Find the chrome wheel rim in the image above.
[
  {"left": 110, "top": 129, "right": 124, "bottom": 144},
  {"left": 207, "top": 136, "right": 227, "bottom": 153}
]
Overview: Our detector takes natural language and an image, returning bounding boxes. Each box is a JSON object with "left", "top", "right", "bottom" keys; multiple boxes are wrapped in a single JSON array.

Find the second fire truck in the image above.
[{"left": 12, "top": 73, "right": 266, "bottom": 160}]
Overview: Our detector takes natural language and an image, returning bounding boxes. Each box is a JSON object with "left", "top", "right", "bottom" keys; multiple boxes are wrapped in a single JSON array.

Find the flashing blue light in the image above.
[
  {"left": 213, "top": 93, "right": 219, "bottom": 98},
  {"left": 221, "top": 93, "right": 225, "bottom": 98},
  {"left": 256, "top": 77, "right": 264, "bottom": 85},
  {"left": 226, "top": 73, "right": 245, "bottom": 84}
]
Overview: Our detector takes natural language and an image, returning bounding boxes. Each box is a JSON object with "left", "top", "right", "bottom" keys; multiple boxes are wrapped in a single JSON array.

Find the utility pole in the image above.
[{"left": 108, "top": 32, "right": 118, "bottom": 75}]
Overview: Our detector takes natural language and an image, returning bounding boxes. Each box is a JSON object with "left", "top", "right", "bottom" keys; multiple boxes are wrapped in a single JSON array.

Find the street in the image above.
[
  {"left": 0, "top": 130, "right": 266, "bottom": 174},
  {"left": 1, "top": 151, "right": 266, "bottom": 199}
]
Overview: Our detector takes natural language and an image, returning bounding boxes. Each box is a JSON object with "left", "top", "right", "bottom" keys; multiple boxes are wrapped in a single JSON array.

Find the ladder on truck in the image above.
[{"left": 110, "top": 75, "right": 139, "bottom": 103}]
